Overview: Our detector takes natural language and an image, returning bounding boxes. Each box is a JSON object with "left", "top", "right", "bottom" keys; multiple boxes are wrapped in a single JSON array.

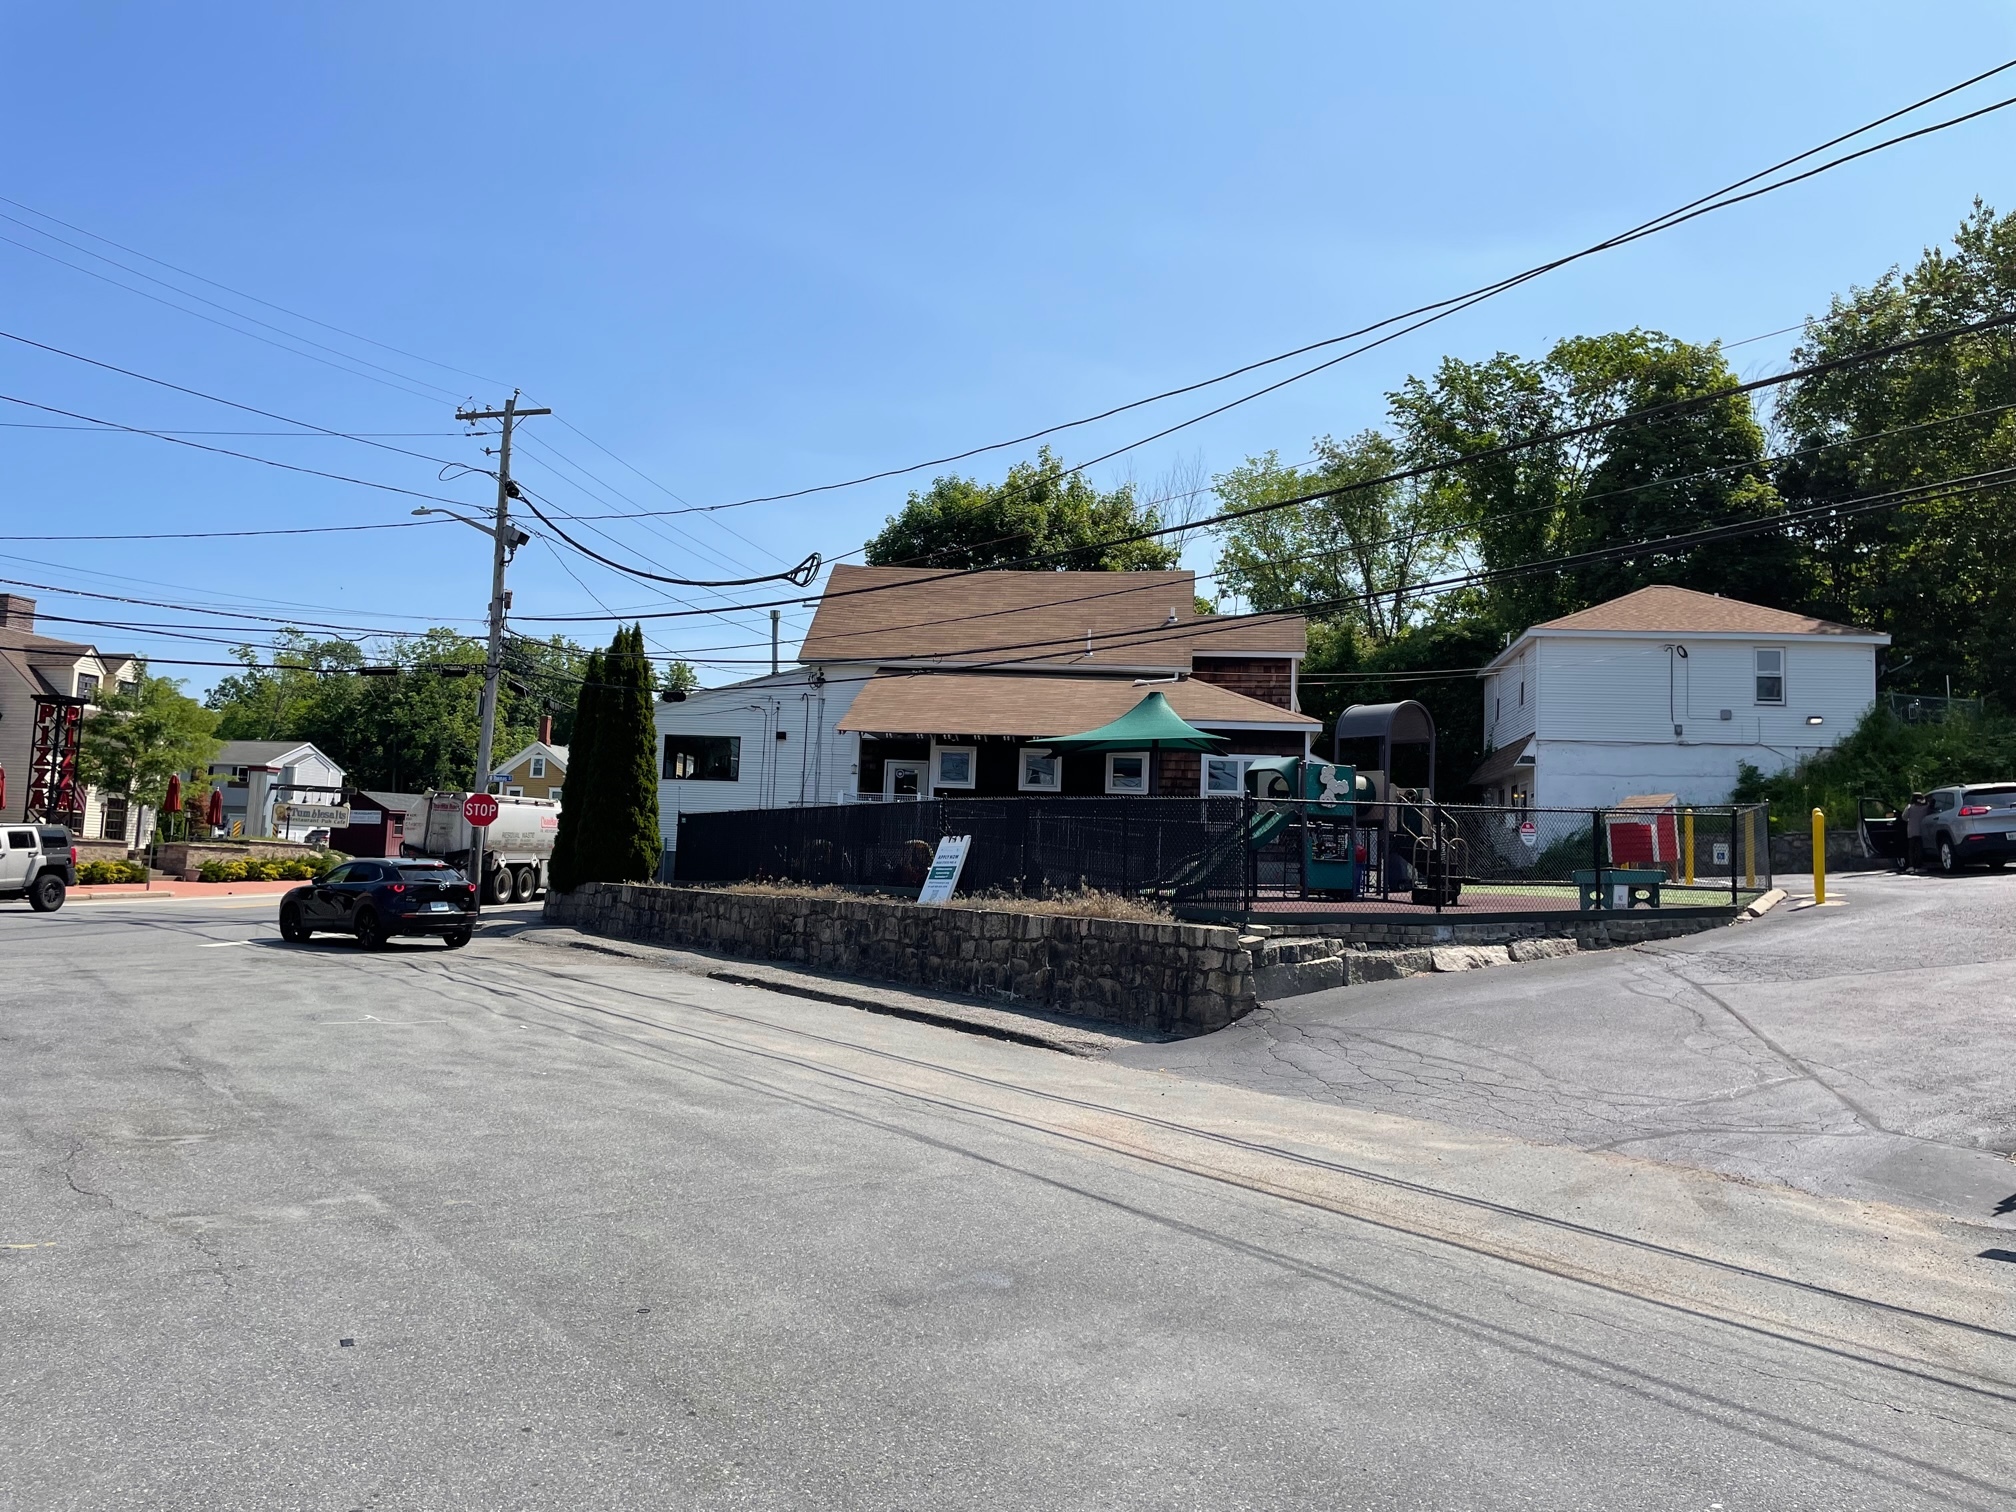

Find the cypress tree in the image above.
[
  {"left": 603, "top": 625, "right": 664, "bottom": 882},
  {"left": 547, "top": 649, "right": 604, "bottom": 893}
]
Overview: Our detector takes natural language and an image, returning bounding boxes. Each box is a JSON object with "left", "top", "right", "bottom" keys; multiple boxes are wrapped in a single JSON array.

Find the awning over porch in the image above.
[
  {"left": 836, "top": 671, "right": 1320, "bottom": 738},
  {"left": 1466, "top": 733, "right": 1533, "bottom": 790}
]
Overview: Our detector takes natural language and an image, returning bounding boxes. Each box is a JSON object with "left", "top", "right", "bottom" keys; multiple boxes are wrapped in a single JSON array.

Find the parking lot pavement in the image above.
[
  {"left": 8, "top": 893, "right": 2016, "bottom": 1508},
  {"left": 1114, "top": 869, "right": 2016, "bottom": 1226}
]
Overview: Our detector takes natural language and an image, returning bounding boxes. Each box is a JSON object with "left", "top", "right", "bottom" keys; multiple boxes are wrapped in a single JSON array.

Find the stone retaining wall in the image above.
[
  {"left": 154, "top": 838, "right": 320, "bottom": 879},
  {"left": 544, "top": 883, "right": 1256, "bottom": 1034}
]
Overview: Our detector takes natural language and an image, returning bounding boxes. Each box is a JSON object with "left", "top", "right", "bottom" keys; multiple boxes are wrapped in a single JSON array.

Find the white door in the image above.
[
  {"left": 884, "top": 761, "right": 927, "bottom": 800},
  {"left": 0, "top": 829, "right": 37, "bottom": 888}
]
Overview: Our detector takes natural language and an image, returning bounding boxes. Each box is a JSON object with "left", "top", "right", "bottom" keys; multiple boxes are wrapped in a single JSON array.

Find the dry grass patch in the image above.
[{"left": 715, "top": 879, "right": 1170, "bottom": 922}]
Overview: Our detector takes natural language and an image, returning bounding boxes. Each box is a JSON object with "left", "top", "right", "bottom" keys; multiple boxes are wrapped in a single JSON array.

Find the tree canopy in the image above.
[
  {"left": 78, "top": 668, "right": 222, "bottom": 812},
  {"left": 864, "top": 446, "right": 1182, "bottom": 571}
]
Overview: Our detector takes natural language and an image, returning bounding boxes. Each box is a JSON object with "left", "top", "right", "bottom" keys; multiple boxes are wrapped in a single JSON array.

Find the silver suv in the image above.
[
  {"left": 1923, "top": 784, "right": 2016, "bottom": 874},
  {"left": 0, "top": 824, "right": 76, "bottom": 911}
]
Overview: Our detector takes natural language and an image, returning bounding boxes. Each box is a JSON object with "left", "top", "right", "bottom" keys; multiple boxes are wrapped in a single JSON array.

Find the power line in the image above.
[
  {"left": 558, "top": 61, "right": 2016, "bottom": 524},
  {"left": 515, "top": 484, "right": 820, "bottom": 589},
  {"left": 0, "top": 394, "right": 487, "bottom": 510},
  {"left": 514, "top": 307, "right": 2016, "bottom": 623},
  {"left": 0, "top": 518, "right": 454, "bottom": 543}
]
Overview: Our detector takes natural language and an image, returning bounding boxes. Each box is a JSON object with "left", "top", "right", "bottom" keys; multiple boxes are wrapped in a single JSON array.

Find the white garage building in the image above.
[{"left": 1470, "top": 585, "right": 1889, "bottom": 813}]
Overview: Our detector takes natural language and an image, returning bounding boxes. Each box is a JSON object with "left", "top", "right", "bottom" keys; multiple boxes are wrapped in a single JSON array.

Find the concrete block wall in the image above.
[{"left": 545, "top": 883, "right": 1257, "bottom": 1034}]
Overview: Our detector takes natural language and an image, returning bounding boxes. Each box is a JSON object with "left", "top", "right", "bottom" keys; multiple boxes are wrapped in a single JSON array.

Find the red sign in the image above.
[{"left": 463, "top": 792, "right": 500, "bottom": 827}]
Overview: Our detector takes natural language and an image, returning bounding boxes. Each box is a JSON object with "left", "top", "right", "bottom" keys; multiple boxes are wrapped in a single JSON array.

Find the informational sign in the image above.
[
  {"left": 1518, "top": 820, "right": 1538, "bottom": 848},
  {"left": 1712, "top": 841, "right": 1731, "bottom": 866},
  {"left": 273, "top": 802, "right": 351, "bottom": 830},
  {"left": 463, "top": 792, "right": 501, "bottom": 828},
  {"left": 917, "top": 834, "right": 971, "bottom": 905}
]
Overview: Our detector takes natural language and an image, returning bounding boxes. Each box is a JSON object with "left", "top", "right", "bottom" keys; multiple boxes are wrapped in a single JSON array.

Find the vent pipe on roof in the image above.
[{"left": 770, "top": 609, "right": 780, "bottom": 676}]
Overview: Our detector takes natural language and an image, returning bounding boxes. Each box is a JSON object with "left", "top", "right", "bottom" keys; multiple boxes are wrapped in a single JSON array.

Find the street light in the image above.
[{"left": 412, "top": 506, "right": 530, "bottom": 550}]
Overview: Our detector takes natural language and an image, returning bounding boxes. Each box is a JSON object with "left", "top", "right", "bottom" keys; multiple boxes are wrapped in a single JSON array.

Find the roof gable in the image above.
[
  {"left": 499, "top": 740, "right": 568, "bottom": 773},
  {"left": 797, "top": 565, "right": 1305, "bottom": 668}
]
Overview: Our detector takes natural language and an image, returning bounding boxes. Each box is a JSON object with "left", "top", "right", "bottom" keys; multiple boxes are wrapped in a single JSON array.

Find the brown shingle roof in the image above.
[
  {"left": 1533, "top": 585, "right": 1875, "bottom": 636},
  {"left": 836, "top": 672, "right": 1319, "bottom": 738},
  {"left": 797, "top": 565, "right": 1305, "bottom": 667}
]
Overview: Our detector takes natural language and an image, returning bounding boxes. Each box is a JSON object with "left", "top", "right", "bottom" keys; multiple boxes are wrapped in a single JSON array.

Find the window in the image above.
[
  {"left": 1754, "top": 647, "right": 1785, "bottom": 705},
  {"left": 529, "top": 756, "right": 546, "bottom": 779},
  {"left": 1203, "top": 755, "right": 1265, "bottom": 795},
  {"left": 1106, "top": 752, "right": 1149, "bottom": 794},
  {"left": 118, "top": 679, "right": 138, "bottom": 698},
  {"left": 322, "top": 863, "right": 360, "bottom": 885},
  {"left": 76, "top": 672, "right": 99, "bottom": 701},
  {"left": 549, "top": 787, "right": 562, "bottom": 804},
  {"left": 6, "top": 829, "right": 34, "bottom": 850},
  {"left": 664, "top": 733, "right": 740, "bottom": 781},
  {"left": 506, "top": 787, "right": 524, "bottom": 797},
  {"left": 932, "top": 745, "right": 976, "bottom": 789},
  {"left": 1018, "top": 748, "right": 1060, "bottom": 791}
]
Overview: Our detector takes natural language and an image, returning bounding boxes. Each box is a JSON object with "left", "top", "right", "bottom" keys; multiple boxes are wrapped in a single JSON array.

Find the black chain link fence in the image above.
[{"left": 672, "top": 796, "right": 1772, "bottom": 915}]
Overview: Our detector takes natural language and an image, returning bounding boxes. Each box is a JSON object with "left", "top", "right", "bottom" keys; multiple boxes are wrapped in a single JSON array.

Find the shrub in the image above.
[
  {"left": 78, "top": 860, "right": 148, "bottom": 885},
  {"left": 1733, "top": 706, "right": 2016, "bottom": 826}
]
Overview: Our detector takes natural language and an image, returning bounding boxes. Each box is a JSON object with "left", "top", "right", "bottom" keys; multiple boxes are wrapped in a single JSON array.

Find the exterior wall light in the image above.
[{"left": 1805, "top": 715, "right": 1825, "bottom": 725}]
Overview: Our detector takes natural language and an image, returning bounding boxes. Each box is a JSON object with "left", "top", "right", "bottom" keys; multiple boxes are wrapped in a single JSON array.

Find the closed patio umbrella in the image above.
[
  {"left": 163, "top": 773, "right": 182, "bottom": 814},
  {"left": 206, "top": 787, "right": 224, "bottom": 828}
]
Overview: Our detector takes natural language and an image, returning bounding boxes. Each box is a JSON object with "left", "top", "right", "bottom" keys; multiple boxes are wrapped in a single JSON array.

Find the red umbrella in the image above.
[
  {"left": 206, "top": 788, "right": 224, "bottom": 827},
  {"left": 164, "top": 773, "right": 183, "bottom": 815}
]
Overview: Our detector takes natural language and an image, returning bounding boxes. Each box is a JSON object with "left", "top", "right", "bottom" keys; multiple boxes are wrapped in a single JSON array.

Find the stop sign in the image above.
[{"left": 463, "top": 792, "right": 500, "bottom": 827}]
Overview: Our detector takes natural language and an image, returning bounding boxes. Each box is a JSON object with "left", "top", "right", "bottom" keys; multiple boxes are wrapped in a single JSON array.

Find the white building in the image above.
[
  {"left": 1470, "top": 585, "right": 1889, "bottom": 812},
  {"left": 207, "top": 740, "right": 348, "bottom": 841}
]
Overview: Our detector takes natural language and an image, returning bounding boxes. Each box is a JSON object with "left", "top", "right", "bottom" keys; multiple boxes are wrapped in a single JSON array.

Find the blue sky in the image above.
[{"left": 3, "top": 2, "right": 2013, "bottom": 690}]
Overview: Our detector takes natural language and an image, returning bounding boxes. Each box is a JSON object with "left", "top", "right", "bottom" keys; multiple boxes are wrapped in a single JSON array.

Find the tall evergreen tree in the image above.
[
  {"left": 597, "top": 625, "right": 663, "bottom": 883},
  {"left": 547, "top": 649, "right": 605, "bottom": 893}
]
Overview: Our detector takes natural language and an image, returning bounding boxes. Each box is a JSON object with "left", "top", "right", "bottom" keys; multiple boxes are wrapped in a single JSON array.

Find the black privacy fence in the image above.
[
  {"left": 673, "top": 796, "right": 1251, "bottom": 898},
  {"left": 673, "top": 796, "right": 1774, "bottom": 912}
]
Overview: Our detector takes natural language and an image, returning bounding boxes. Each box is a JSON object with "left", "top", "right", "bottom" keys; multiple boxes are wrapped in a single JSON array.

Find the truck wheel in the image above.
[
  {"left": 27, "top": 872, "right": 66, "bottom": 912},
  {"left": 485, "top": 868, "right": 513, "bottom": 904},
  {"left": 511, "top": 866, "right": 536, "bottom": 902}
]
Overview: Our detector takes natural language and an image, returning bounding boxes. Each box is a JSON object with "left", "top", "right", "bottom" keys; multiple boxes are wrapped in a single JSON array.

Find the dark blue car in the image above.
[{"left": 279, "top": 858, "right": 478, "bottom": 949}]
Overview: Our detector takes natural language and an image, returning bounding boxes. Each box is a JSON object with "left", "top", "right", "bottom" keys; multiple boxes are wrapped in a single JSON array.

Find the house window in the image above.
[
  {"left": 76, "top": 673, "right": 99, "bottom": 701},
  {"left": 549, "top": 787, "right": 562, "bottom": 804},
  {"left": 664, "top": 734, "right": 741, "bottom": 781},
  {"left": 530, "top": 756, "right": 546, "bottom": 779},
  {"left": 1203, "top": 755, "right": 1266, "bottom": 795},
  {"left": 1754, "top": 647, "right": 1785, "bottom": 705},
  {"left": 1106, "top": 752, "right": 1149, "bottom": 794},
  {"left": 506, "top": 787, "right": 524, "bottom": 798},
  {"left": 932, "top": 745, "right": 976, "bottom": 789},
  {"left": 1018, "top": 749, "right": 1060, "bottom": 791},
  {"left": 118, "top": 679, "right": 138, "bottom": 698}
]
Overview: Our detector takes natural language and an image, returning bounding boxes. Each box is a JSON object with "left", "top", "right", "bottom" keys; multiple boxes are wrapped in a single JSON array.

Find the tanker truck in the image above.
[{"left": 407, "top": 791, "right": 560, "bottom": 904}]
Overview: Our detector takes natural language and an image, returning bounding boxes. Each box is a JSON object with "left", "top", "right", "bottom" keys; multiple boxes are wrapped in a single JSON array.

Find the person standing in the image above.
[{"left": 1903, "top": 792, "right": 1929, "bottom": 872}]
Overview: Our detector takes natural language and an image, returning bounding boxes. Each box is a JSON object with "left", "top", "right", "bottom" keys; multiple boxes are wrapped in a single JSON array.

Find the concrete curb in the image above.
[{"left": 1739, "top": 887, "right": 1788, "bottom": 921}]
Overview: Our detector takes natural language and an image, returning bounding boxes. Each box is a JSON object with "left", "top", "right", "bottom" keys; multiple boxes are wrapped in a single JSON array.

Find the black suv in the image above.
[
  {"left": 279, "top": 858, "right": 477, "bottom": 949},
  {"left": 1, "top": 824, "right": 76, "bottom": 912}
]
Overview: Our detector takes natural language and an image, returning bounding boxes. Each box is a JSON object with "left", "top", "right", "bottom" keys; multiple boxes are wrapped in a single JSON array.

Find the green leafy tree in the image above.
[
  {"left": 864, "top": 446, "right": 1183, "bottom": 571},
  {"left": 206, "top": 629, "right": 589, "bottom": 791},
  {"left": 660, "top": 659, "right": 700, "bottom": 699},
  {"left": 1212, "top": 433, "right": 1471, "bottom": 643},
  {"left": 591, "top": 625, "right": 663, "bottom": 883},
  {"left": 78, "top": 668, "right": 223, "bottom": 817},
  {"left": 548, "top": 649, "right": 605, "bottom": 893},
  {"left": 1774, "top": 200, "right": 2016, "bottom": 706}
]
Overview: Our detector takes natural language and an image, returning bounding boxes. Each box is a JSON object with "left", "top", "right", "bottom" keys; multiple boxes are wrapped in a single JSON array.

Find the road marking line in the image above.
[
  {"left": 2, "top": 1241, "right": 56, "bottom": 1249},
  {"left": 196, "top": 940, "right": 251, "bottom": 948}
]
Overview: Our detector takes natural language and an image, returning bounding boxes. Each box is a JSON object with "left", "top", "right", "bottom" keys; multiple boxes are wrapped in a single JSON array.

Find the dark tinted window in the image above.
[
  {"left": 396, "top": 864, "right": 463, "bottom": 883},
  {"left": 38, "top": 827, "right": 69, "bottom": 848},
  {"left": 665, "top": 734, "right": 740, "bottom": 781},
  {"left": 7, "top": 830, "right": 35, "bottom": 850},
  {"left": 1963, "top": 786, "right": 2016, "bottom": 807},
  {"left": 323, "top": 863, "right": 366, "bottom": 884}
]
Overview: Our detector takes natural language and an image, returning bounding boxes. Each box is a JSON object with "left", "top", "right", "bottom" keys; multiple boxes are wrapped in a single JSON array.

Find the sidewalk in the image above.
[{"left": 68, "top": 879, "right": 302, "bottom": 901}]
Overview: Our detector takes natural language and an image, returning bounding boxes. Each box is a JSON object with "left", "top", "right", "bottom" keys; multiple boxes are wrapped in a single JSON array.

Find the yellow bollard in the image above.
[
  {"left": 1683, "top": 809, "right": 1695, "bottom": 887},
  {"left": 1811, "top": 807, "right": 1826, "bottom": 905}
]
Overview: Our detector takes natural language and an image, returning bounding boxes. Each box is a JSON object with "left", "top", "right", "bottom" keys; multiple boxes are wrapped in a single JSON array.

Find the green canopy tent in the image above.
[{"left": 1031, "top": 691, "right": 1227, "bottom": 793}]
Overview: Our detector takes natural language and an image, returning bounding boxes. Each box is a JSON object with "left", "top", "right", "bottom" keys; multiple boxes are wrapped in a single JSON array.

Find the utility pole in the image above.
[{"left": 453, "top": 391, "right": 550, "bottom": 907}]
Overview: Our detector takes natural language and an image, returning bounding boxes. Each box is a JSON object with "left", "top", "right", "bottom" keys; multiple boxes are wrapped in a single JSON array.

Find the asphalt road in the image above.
[
  {"left": 5, "top": 893, "right": 2015, "bottom": 1509},
  {"left": 1117, "top": 870, "right": 2016, "bottom": 1227}
]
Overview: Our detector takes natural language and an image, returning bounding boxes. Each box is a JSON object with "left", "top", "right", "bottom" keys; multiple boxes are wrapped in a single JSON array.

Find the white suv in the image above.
[
  {"left": 0, "top": 825, "right": 77, "bottom": 911},
  {"left": 1923, "top": 784, "right": 2016, "bottom": 874}
]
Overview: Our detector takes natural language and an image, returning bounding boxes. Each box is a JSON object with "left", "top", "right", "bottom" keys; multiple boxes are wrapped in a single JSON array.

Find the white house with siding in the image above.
[{"left": 1470, "top": 585, "right": 1888, "bottom": 813}]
